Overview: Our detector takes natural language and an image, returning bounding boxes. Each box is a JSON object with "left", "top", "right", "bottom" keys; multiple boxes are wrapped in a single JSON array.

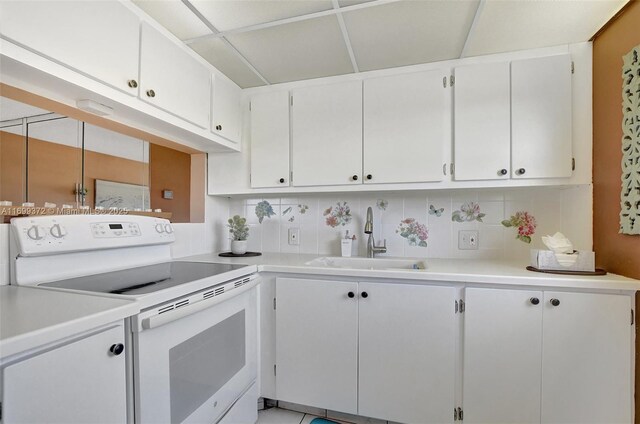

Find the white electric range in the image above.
[{"left": 9, "top": 214, "right": 259, "bottom": 424}]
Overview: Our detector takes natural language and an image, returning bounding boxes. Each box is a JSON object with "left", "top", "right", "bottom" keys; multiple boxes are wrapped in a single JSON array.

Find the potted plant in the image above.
[{"left": 227, "top": 215, "right": 249, "bottom": 254}]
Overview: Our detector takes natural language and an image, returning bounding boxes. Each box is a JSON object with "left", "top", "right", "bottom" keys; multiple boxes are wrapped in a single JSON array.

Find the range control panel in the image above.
[{"left": 11, "top": 214, "right": 175, "bottom": 257}]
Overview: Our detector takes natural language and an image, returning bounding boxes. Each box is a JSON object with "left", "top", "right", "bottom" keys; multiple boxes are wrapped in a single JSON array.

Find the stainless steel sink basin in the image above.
[{"left": 305, "top": 256, "right": 427, "bottom": 271}]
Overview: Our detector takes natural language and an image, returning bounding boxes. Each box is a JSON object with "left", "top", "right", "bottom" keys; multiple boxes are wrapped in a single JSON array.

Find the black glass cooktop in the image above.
[{"left": 42, "top": 261, "right": 248, "bottom": 296}]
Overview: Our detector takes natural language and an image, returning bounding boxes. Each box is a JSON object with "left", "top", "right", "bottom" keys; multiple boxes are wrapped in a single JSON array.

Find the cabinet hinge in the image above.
[
  {"left": 249, "top": 173, "right": 252, "bottom": 183},
  {"left": 450, "top": 163, "right": 455, "bottom": 176},
  {"left": 290, "top": 96, "right": 293, "bottom": 106},
  {"left": 450, "top": 75, "right": 455, "bottom": 86},
  {"left": 454, "top": 407, "right": 457, "bottom": 421},
  {"left": 459, "top": 299, "right": 465, "bottom": 313},
  {"left": 458, "top": 407, "right": 463, "bottom": 421},
  {"left": 571, "top": 157, "right": 575, "bottom": 171},
  {"left": 455, "top": 300, "right": 458, "bottom": 313},
  {"left": 290, "top": 171, "right": 293, "bottom": 183},
  {"left": 273, "top": 297, "right": 276, "bottom": 310},
  {"left": 274, "top": 364, "right": 277, "bottom": 376},
  {"left": 443, "top": 76, "right": 447, "bottom": 88},
  {"left": 631, "top": 309, "right": 634, "bottom": 325},
  {"left": 249, "top": 102, "right": 251, "bottom": 111},
  {"left": 571, "top": 61, "right": 575, "bottom": 74},
  {"left": 0, "top": 401, "right": 3, "bottom": 421}
]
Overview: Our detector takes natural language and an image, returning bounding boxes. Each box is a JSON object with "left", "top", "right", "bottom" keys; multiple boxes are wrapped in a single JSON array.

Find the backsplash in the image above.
[{"left": 227, "top": 186, "right": 593, "bottom": 261}]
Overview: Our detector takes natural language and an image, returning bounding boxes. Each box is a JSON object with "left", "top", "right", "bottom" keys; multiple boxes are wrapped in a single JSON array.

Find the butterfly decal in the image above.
[{"left": 429, "top": 204, "right": 444, "bottom": 217}]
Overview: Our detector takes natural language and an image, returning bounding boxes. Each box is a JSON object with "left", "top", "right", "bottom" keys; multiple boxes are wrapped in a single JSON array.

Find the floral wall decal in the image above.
[
  {"left": 298, "top": 204, "right": 309, "bottom": 214},
  {"left": 255, "top": 200, "right": 275, "bottom": 224},
  {"left": 376, "top": 199, "right": 388, "bottom": 210},
  {"left": 282, "top": 206, "right": 293, "bottom": 216},
  {"left": 397, "top": 218, "right": 428, "bottom": 247},
  {"left": 502, "top": 211, "right": 537, "bottom": 243},
  {"left": 429, "top": 204, "right": 444, "bottom": 217},
  {"left": 452, "top": 202, "right": 485, "bottom": 222},
  {"left": 323, "top": 201, "right": 352, "bottom": 227}
]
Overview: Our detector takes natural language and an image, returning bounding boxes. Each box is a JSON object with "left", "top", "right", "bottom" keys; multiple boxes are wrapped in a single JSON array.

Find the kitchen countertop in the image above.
[
  {"left": 182, "top": 252, "right": 640, "bottom": 292},
  {"left": 0, "top": 286, "right": 139, "bottom": 359}
]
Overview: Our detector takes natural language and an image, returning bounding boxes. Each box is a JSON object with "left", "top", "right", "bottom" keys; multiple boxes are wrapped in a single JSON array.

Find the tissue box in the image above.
[{"left": 530, "top": 249, "right": 595, "bottom": 272}]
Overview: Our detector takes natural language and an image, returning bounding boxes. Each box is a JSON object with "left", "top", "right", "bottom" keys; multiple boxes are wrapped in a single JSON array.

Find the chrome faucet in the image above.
[{"left": 364, "top": 206, "right": 387, "bottom": 258}]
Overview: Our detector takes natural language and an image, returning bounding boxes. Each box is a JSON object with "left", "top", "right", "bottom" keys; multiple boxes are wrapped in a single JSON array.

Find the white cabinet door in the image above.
[
  {"left": 359, "top": 282, "right": 456, "bottom": 424},
  {"left": 291, "top": 81, "right": 362, "bottom": 186},
  {"left": 250, "top": 91, "right": 290, "bottom": 188},
  {"left": 463, "top": 288, "right": 543, "bottom": 424},
  {"left": 511, "top": 54, "right": 572, "bottom": 179},
  {"left": 212, "top": 75, "right": 242, "bottom": 143},
  {"left": 454, "top": 62, "right": 511, "bottom": 181},
  {"left": 0, "top": 1, "right": 139, "bottom": 96},
  {"left": 363, "top": 70, "right": 448, "bottom": 184},
  {"left": 139, "top": 22, "right": 210, "bottom": 129},
  {"left": 2, "top": 325, "right": 127, "bottom": 423},
  {"left": 275, "top": 278, "right": 359, "bottom": 414},
  {"left": 541, "top": 292, "right": 631, "bottom": 424}
]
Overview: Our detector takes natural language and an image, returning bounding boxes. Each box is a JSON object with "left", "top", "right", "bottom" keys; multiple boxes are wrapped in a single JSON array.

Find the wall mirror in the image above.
[{"left": 0, "top": 96, "right": 201, "bottom": 223}]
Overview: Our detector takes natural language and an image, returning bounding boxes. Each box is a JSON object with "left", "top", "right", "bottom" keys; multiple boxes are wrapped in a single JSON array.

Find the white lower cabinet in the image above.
[
  {"left": 1, "top": 324, "right": 127, "bottom": 423},
  {"left": 463, "top": 288, "right": 632, "bottom": 424},
  {"left": 275, "top": 277, "right": 457, "bottom": 423}
]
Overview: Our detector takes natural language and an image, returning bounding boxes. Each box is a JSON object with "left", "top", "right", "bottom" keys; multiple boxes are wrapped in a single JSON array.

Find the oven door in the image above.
[{"left": 133, "top": 282, "right": 257, "bottom": 424}]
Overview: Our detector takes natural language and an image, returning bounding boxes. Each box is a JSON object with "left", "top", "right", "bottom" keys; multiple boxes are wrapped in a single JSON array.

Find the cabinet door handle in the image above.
[
  {"left": 366, "top": 174, "right": 372, "bottom": 180},
  {"left": 530, "top": 297, "right": 540, "bottom": 305},
  {"left": 347, "top": 291, "right": 355, "bottom": 298},
  {"left": 127, "top": 79, "right": 138, "bottom": 88},
  {"left": 216, "top": 124, "right": 223, "bottom": 131},
  {"left": 109, "top": 343, "right": 125, "bottom": 356},
  {"left": 146, "top": 89, "right": 156, "bottom": 98},
  {"left": 516, "top": 168, "right": 526, "bottom": 176},
  {"left": 550, "top": 298, "right": 560, "bottom": 307},
  {"left": 279, "top": 178, "right": 285, "bottom": 184},
  {"left": 361, "top": 291, "right": 368, "bottom": 298},
  {"left": 499, "top": 169, "right": 508, "bottom": 176},
  {"left": 352, "top": 175, "right": 358, "bottom": 181}
]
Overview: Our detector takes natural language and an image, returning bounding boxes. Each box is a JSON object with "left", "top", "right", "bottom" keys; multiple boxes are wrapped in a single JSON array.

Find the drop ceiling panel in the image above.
[
  {"left": 190, "top": 38, "right": 266, "bottom": 88},
  {"left": 132, "top": 0, "right": 211, "bottom": 40},
  {"left": 190, "top": 0, "right": 333, "bottom": 32},
  {"left": 227, "top": 16, "right": 354, "bottom": 84},
  {"left": 464, "top": 0, "right": 627, "bottom": 57},
  {"left": 338, "top": 0, "right": 377, "bottom": 7},
  {"left": 343, "top": 0, "right": 480, "bottom": 72}
]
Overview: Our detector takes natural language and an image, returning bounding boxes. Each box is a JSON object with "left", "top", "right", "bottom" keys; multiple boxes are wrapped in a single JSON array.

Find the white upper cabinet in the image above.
[
  {"left": 511, "top": 54, "right": 573, "bottom": 179},
  {"left": 212, "top": 74, "right": 242, "bottom": 143},
  {"left": 454, "top": 62, "right": 511, "bottom": 181},
  {"left": 0, "top": 1, "right": 140, "bottom": 96},
  {"left": 250, "top": 91, "right": 290, "bottom": 188},
  {"left": 139, "top": 22, "right": 210, "bottom": 129},
  {"left": 363, "top": 70, "right": 448, "bottom": 184},
  {"left": 291, "top": 81, "right": 363, "bottom": 187}
]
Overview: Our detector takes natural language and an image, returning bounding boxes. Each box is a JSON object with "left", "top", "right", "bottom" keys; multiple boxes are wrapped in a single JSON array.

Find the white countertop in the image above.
[
  {"left": 0, "top": 286, "right": 139, "bottom": 359},
  {"left": 182, "top": 252, "right": 640, "bottom": 292}
]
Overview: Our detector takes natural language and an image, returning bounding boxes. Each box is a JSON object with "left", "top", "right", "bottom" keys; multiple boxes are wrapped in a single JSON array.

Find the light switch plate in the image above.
[
  {"left": 288, "top": 228, "right": 300, "bottom": 245},
  {"left": 458, "top": 230, "right": 479, "bottom": 250}
]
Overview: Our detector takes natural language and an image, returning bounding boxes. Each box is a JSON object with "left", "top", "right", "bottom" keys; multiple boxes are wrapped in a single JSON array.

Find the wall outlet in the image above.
[
  {"left": 288, "top": 227, "right": 300, "bottom": 245},
  {"left": 458, "top": 230, "right": 479, "bottom": 250}
]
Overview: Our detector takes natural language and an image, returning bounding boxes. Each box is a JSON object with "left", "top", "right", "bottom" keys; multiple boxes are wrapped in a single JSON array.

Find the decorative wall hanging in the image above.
[
  {"left": 620, "top": 44, "right": 640, "bottom": 235},
  {"left": 255, "top": 200, "right": 275, "bottom": 223}
]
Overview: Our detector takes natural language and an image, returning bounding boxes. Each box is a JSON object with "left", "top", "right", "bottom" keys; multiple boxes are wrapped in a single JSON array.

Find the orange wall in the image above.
[
  {"left": 150, "top": 143, "right": 192, "bottom": 223},
  {"left": 593, "top": 0, "right": 640, "bottom": 280}
]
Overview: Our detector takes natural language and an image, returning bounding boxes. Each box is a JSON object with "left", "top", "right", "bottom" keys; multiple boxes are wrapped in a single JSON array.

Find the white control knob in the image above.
[
  {"left": 50, "top": 223, "right": 67, "bottom": 238},
  {"left": 155, "top": 223, "right": 165, "bottom": 233},
  {"left": 26, "top": 225, "right": 46, "bottom": 241},
  {"left": 164, "top": 224, "right": 173, "bottom": 234}
]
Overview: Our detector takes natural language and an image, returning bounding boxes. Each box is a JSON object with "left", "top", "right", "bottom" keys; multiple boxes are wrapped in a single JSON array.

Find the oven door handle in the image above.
[{"left": 141, "top": 279, "right": 257, "bottom": 330}]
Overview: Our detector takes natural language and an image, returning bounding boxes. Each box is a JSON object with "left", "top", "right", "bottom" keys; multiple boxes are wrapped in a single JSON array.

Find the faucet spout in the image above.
[{"left": 364, "top": 206, "right": 386, "bottom": 258}]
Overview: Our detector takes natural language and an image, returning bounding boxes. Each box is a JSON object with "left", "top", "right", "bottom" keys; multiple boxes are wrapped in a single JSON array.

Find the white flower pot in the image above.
[{"left": 231, "top": 240, "right": 247, "bottom": 255}]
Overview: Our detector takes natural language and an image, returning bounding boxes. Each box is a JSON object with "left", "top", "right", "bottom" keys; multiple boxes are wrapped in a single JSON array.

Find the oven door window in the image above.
[{"left": 170, "top": 310, "right": 245, "bottom": 423}]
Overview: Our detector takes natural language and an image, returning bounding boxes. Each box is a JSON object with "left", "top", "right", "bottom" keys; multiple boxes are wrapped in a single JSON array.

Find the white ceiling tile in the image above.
[
  {"left": 343, "top": 0, "right": 480, "bottom": 72},
  {"left": 190, "top": 0, "right": 333, "bottom": 32},
  {"left": 464, "top": 0, "right": 628, "bottom": 57},
  {"left": 0, "top": 97, "right": 50, "bottom": 121},
  {"left": 226, "top": 15, "right": 354, "bottom": 84},
  {"left": 133, "top": 0, "right": 211, "bottom": 40},
  {"left": 190, "top": 38, "right": 267, "bottom": 88}
]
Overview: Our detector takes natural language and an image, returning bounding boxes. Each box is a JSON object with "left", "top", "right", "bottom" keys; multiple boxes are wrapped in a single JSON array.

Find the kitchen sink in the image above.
[{"left": 305, "top": 256, "right": 427, "bottom": 271}]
